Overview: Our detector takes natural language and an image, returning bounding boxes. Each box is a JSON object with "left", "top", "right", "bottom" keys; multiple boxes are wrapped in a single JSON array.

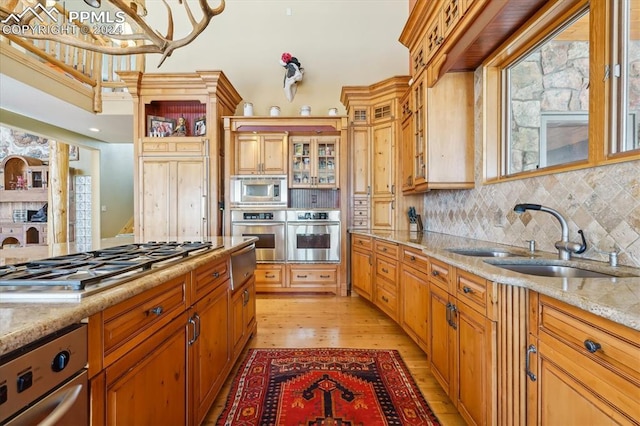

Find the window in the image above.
[{"left": 483, "top": 0, "right": 640, "bottom": 182}]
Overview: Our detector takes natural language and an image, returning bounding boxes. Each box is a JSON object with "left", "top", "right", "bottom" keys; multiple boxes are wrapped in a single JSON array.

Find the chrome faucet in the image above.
[{"left": 513, "top": 204, "right": 587, "bottom": 260}]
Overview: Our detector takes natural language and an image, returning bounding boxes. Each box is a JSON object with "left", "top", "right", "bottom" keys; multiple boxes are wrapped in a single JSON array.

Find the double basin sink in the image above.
[{"left": 446, "top": 248, "right": 638, "bottom": 279}]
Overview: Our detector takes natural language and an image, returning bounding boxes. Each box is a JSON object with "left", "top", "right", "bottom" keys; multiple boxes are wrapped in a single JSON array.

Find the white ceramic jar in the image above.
[
  {"left": 270, "top": 106, "right": 281, "bottom": 116},
  {"left": 300, "top": 105, "right": 311, "bottom": 116},
  {"left": 243, "top": 102, "right": 254, "bottom": 116},
  {"left": 328, "top": 108, "right": 338, "bottom": 116}
]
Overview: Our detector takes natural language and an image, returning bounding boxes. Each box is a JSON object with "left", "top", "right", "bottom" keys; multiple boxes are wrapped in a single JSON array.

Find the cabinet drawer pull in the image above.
[
  {"left": 584, "top": 339, "right": 602, "bottom": 353},
  {"left": 148, "top": 306, "right": 163, "bottom": 316},
  {"left": 410, "top": 255, "right": 416, "bottom": 261},
  {"left": 432, "top": 270, "right": 440, "bottom": 277},
  {"left": 382, "top": 268, "right": 389, "bottom": 274},
  {"left": 381, "top": 295, "right": 389, "bottom": 303},
  {"left": 462, "top": 286, "right": 473, "bottom": 294},
  {"left": 526, "top": 344, "right": 537, "bottom": 381},
  {"left": 320, "top": 274, "right": 330, "bottom": 278},
  {"left": 265, "top": 274, "right": 276, "bottom": 279},
  {"left": 297, "top": 274, "right": 308, "bottom": 278},
  {"left": 381, "top": 247, "right": 387, "bottom": 252},
  {"left": 212, "top": 271, "right": 220, "bottom": 278}
]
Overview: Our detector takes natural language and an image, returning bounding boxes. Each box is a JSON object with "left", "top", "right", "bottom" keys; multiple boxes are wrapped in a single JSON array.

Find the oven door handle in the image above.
[
  {"left": 288, "top": 221, "right": 340, "bottom": 227},
  {"left": 35, "top": 383, "right": 84, "bottom": 426}
]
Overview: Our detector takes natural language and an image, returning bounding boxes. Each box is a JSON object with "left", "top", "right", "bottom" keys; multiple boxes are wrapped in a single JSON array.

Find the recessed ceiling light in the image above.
[{"left": 89, "top": 128, "right": 100, "bottom": 132}]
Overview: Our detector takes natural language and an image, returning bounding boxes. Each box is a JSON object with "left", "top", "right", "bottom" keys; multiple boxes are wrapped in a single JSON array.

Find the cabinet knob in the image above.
[
  {"left": 584, "top": 339, "right": 602, "bottom": 353},
  {"left": 148, "top": 306, "right": 163, "bottom": 316},
  {"left": 432, "top": 270, "right": 440, "bottom": 277},
  {"left": 462, "top": 286, "right": 472, "bottom": 294},
  {"left": 410, "top": 255, "right": 416, "bottom": 261},
  {"left": 212, "top": 271, "right": 220, "bottom": 278}
]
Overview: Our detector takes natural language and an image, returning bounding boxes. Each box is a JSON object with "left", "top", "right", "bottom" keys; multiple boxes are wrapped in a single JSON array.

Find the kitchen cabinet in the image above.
[
  {"left": 373, "top": 239, "right": 399, "bottom": 321},
  {"left": 138, "top": 155, "right": 207, "bottom": 243},
  {"left": 189, "top": 257, "right": 232, "bottom": 426},
  {"left": 89, "top": 249, "right": 256, "bottom": 426},
  {"left": 428, "top": 260, "right": 497, "bottom": 426},
  {"left": 234, "top": 133, "right": 287, "bottom": 175},
  {"left": 289, "top": 135, "right": 338, "bottom": 188},
  {"left": 527, "top": 293, "right": 640, "bottom": 425},
  {"left": 231, "top": 275, "right": 256, "bottom": 360},
  {"left": 350, "top": 234, "right": 373, "bottom": 301},
  {"left": 399, "top": 245, "right": 429, "bottom": 352},
  {"left": 400, "top": 89, "right": 415, "bottom": 192},
  {"left": 341, "top": 77, "right": 408, "bottom": 231},
  {"left": 119, "top": 71, "right": 241, "bottom": 239},
  {"left": 254, "top": 264, "right": 285, "bottom": 292},
  {"left": 288, "top": 264, "right": 339, "bottom": 293}
]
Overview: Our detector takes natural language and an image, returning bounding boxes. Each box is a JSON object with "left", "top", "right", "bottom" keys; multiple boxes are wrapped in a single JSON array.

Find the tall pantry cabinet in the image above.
[
  {"left": 120, "top": 71, "right": 242, "bottom": 241},
  {"left": 341, "top": 77, "right": 423, "bottom": 231}
]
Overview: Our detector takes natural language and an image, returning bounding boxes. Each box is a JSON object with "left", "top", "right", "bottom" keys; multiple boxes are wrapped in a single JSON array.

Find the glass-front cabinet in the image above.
[{"left": 290, "top": 136, "right": 339, "bottom": 188}]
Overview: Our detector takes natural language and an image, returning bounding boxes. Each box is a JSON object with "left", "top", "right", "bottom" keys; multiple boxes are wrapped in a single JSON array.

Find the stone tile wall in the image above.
[{"left": 422, "top": 69, "right": 640, "bottom": 268}]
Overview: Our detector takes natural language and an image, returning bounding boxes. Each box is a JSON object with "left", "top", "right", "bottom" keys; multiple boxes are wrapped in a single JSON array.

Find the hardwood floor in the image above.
[{"left": 203, "top": 293, "right": 466, "bottom": 425}]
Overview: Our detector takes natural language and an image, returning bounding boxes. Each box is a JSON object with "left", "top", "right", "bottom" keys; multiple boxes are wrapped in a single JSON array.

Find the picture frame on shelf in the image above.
[
  {"left": 147, "top": 115, "right": 176, "bottom": 137},
  {"left": 194, "top": 116, "right": 206, "bottom": 136}
]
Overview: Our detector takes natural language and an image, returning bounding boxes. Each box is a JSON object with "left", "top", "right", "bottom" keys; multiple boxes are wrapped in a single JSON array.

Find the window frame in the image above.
[{"left": 482, "top": 0, "right": 640, "bottom": 183}]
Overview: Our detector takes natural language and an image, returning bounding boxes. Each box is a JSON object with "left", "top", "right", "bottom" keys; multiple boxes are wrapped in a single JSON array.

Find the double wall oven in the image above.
[
  {"left": 286, "top": 210, "right": 340, "bottom": 262},
  {"left": 231, "top": 210, "right": 286, "bottom": 262}
]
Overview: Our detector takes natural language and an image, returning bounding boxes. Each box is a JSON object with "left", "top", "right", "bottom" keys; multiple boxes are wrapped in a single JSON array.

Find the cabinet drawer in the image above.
[
  {"left": 539, "top": 295, "right": 640, "bottom": 381},
  {"left": 353, "top": 209, "right": 368, "bottom": 217},
  {"left": 352, "top": 220, "right": 370, "bottom": 227},
  {"left": 429, "top": 257, "right": 452, "bottom": 291},
  {"left": 455, "top": 269, "right": 489, "bottom": 314},
  {"left": 289, "top": 266, "right": 337, "bottom": 284},
  {"left": 353, "top": 199, "right": 369, "bottom": 207},
  {"left": 401, "top": 245, "right": 429, "bottom": 271},
  {"left": 255, "top": 264, "right": 284, "bottom": 284},
  {"left": 103, "top": 274, "right": 187, "bottom": 357},
  {"left": 376, "top": 284, "right": 398, "bottom": 320},
  {"left": 374, "top": 239, "right": 399, "bottom": 259},
  {"left": 351, "top": 234, "right": 372, "bottom": 250},
  {"left": 192, "top": 256, "right": 230, "bottom": 302},
  {"left": 376, "top": 256, "right": 397, "bottom": 283}
]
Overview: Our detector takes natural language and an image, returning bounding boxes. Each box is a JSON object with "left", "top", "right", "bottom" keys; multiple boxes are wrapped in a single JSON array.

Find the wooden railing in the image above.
[{"left": 0, "top": 1, "right": 144, "bottom": 112}]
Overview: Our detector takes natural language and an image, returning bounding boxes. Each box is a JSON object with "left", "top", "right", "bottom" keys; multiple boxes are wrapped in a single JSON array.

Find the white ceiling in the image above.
[{"left": 0, "top": 74, "right": 133, "bottom": 144}]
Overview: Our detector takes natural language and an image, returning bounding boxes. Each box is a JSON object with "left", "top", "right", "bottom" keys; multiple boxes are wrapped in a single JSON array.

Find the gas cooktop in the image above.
[{"left": 0, "top": 241, "right": 221, "bottom": 302}]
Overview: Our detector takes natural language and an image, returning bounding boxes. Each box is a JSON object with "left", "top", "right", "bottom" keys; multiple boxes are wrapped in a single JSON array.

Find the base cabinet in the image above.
[
  {"left": 89, "top": 250, "right": 256, "bottom": 426},
  {"left": 528, "top": 294, "right": 640, "bottom": 425},
  {"left": 399, "top": 247, "right": 429, "bottom": 352},
  {"left": 350, "top": 234, "right": 373, "bottom": 300}
]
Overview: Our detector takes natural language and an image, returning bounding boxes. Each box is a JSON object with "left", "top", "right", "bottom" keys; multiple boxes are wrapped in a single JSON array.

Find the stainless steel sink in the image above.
[
  {"left": 490, "top": 263, "right": 615, "bottom": 278},
  {"left": 447, "top": 248, "right": 523, "bottom": 258},
  {"left": 484, "top": 259, "right": 638, "bottom": 278}
]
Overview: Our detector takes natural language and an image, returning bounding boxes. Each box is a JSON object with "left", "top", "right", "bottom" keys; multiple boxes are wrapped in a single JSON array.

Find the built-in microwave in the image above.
[{"left": 230, "top": 175, "right": 288, "bottom": 206}]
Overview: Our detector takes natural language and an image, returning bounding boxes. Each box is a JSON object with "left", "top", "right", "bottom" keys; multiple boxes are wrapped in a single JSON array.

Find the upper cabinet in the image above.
[
  {"left": 289, "top": 136, "right": 339, "bottom": 188},
  {"left": 234, "top": 133, "right": 287, "bottom": 175},
  {"left": 119, "top": 71, "right": 242, "bottom": 240}
]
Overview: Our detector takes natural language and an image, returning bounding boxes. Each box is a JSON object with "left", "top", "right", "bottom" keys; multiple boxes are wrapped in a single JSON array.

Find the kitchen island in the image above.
[{"left": 0, "top": 236, "right": 255, "bottom": 356}]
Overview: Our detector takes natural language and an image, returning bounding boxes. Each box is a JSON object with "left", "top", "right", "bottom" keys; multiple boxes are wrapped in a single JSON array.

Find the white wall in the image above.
[{"left": 142, "top": 0, "right": 411, "bottom": 116}]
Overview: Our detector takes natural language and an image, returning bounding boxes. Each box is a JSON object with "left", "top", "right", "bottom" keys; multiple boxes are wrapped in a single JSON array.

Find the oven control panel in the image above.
[
  {"left": 243, "top": 212, "right": 274, "bottom": 220},
  {"left": 287, "top": 210, "right": 340, "bottom": 222}
]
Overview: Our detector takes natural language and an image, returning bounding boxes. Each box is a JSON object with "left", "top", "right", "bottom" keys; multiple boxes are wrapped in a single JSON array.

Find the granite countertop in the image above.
[
  {"left": 0, "top": 236, "right": 255, "bottom": 356},
  {"left": 351, "top": 229, "right": 640, "bottom": 331}
]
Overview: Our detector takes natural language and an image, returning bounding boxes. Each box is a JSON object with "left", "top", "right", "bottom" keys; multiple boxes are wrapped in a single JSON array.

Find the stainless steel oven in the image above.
[
  {"left": 230, "top": 175, "right": 287, "bottom": 207},
  {"left": 286, "top": 210, "right": 340, "bottom": 262},
  {"left": 0, "top": 324, "right": 88, "bottom": 425},
  {"left": 231, "top": 210, "right": 286, "bottom": 262}
]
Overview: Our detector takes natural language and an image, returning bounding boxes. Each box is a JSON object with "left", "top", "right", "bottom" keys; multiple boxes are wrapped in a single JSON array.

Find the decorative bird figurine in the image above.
[{"left": 280, "top": 52, "right": 304, "bottom": 102}]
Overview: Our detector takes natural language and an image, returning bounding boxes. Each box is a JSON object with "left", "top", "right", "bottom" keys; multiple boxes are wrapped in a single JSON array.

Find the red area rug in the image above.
[{"left": 216, "top": 348, "right": 440, "bottom": 425}]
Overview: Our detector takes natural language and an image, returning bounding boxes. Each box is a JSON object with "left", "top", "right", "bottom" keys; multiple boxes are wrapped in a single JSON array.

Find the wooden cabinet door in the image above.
[
  {"left": 351, "top": 126, "right": 370, "bottom": 197},
  {"left": 371, "top": 197, "right": 394, "bottom": 229},
  {"left": 400, "top": 112, "right": 414, "bottom": 192},
  {"left": 400, "top": 264, "right": 429, "bottom": 351},
  {"left": 371, "top": 122, "right": 395, "bottom": 197},
  {"left": 351, "top": 247, "right": 373, "bottom": 300},
  {"left": 104, "top": 313, "right": 188, "bottom": 426},
  {"left": 429, "top": 282, "right": 455, "bottom": 395},
  {"left": 190, "top": 281, "right": 230, "bottom": 426},
  {"left": 262, "top": 134, "right": 287, "bottom": 174},
  {"left": 139, "top": 157, "right": 206, "bottom": 242},
  {"left": 230, "top": 276, "right": 256, "bottom": 360},
  {"left": 454, "top": 300, "right": 496, "bottom": 426},
  {"left": 235, "top": 134, "right": 261, "bottom": 174}
]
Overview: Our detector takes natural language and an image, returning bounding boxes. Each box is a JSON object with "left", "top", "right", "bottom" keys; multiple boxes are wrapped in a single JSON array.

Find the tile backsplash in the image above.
[{"left": 422, "top": 70, "right": 640, "bottom": 268}]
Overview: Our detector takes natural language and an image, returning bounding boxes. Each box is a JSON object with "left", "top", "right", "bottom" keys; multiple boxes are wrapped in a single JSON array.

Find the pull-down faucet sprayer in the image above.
[{"left": 513, "top": 203, "right": 587, "bottom": 260}]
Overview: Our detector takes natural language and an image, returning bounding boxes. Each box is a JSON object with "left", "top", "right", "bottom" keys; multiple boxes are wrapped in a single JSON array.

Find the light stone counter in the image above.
[
  {"left": 0, "top": 236, "right": 255, "bottom": 356},
  {"left": 352, "top": 230, "right": 640, "bottom": 331}
]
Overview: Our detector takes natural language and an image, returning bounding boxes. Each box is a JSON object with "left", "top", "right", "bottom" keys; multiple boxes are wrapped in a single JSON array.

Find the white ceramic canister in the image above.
[
  {"left": 243, "top": 102, "right": 254, "bottom": 116},
  {"left": 328, "top": 108, "right": 338, "bottom": 116},
  {"left": 270, "top": 106, "right": 281, "bottom": 116},
  {"left": 300, "top": 105, "right": 311, "bottom": 116}
]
